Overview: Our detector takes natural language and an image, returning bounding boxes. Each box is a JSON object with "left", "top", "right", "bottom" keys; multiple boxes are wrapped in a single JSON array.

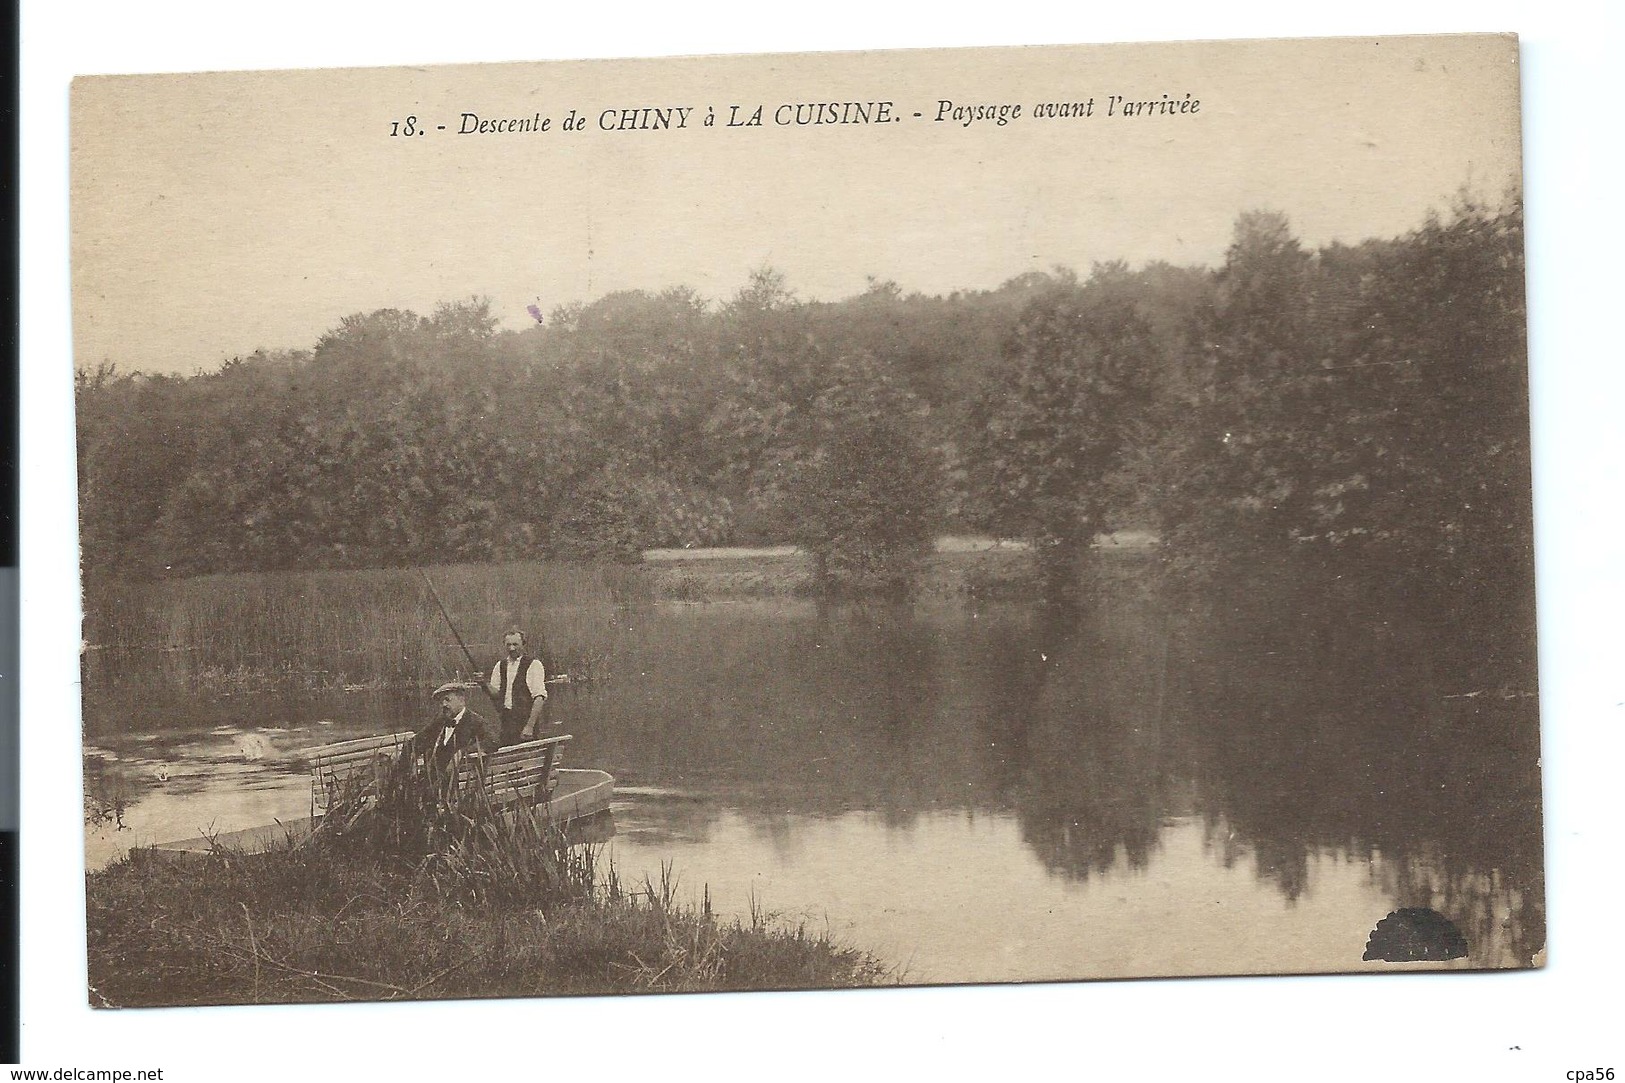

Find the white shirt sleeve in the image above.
[
  {"left": 526, "top": 658, "right": 548, "bottom": 699},
  {"left": 487, "top": 664, "right": 501, "bottom": 697}
]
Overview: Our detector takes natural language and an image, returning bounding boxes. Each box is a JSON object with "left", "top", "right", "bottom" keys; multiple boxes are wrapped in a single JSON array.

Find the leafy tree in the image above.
[
  {"left": 1164, "top": 213, "right": 1317, "bottom": 554},
  {"left": 780, "top": 353, "right": 941, "bottom": 597},
  {"left": 75, "top": 366, "right": 198, "bottom": 579},
  {"left": 1136, "top": 197, "right": 1531, "bottom": 652},
  {"left": 965, "top": 264, "right": 1162, "bottom": 599},
  {"left": 1313, "top": 193, "right": 1531, "bottom": 619},
  {"left": 698, "top": 268, "right": 827, "bottom": 535}
]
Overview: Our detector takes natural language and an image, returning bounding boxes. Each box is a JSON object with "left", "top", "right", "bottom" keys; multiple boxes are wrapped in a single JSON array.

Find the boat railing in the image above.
[
  {"left": 308, "top": 731, "right": 573, "bottom": 818},
  {"left": 309, "top": 731, "right": 415, "bottom": 816},
  {"left": 456, "top": 735, "right": 572, "bottom": 809}
]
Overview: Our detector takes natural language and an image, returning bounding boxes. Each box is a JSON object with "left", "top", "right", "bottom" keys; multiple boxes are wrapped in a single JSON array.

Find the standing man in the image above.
[{"left": 488, "top": 629, "right": 549, "bottom": 746}]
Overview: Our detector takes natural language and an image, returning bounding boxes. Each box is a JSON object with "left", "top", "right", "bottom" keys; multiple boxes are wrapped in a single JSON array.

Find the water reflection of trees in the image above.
[
  {"left": 996, "top": 575, "right": 1176, "bottom": 882},
  {"left": 1170, "top": 567, "right": 1545, "bottom": 965},
  {"left": 558, "top": 573, "right": 1543, "bottom": 967},
  {"left": 979, "top": 561, "right": 1543, "bottom": 965}
]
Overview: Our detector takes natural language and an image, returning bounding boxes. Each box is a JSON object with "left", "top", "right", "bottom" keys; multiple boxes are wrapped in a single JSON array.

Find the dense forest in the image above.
[{"left": 76, "top": 193, "right": 1531, "bottom": 621}]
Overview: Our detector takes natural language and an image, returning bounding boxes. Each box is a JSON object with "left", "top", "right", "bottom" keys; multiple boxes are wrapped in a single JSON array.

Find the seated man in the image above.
[{"left": 411, "top": 681, "right": 499, "bottom": 783}]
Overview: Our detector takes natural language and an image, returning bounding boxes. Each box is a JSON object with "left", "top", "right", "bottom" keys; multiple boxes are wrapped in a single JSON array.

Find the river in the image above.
[{"left": 82, "top": 577, "right": 1544, "bottom": 984}]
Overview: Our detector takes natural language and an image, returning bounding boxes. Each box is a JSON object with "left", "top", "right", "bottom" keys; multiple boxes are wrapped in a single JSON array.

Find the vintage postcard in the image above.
[{"left": 71, "top": 33, "right": 1539, "bottom": 1007}]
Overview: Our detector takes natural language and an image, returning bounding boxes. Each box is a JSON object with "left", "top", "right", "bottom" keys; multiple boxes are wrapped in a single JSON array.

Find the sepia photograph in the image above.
[
  {"left": 64, "top": 32, "right": 1546, "bottom": 1011},
  {"left": 23, "top": 0, "right": 1625, "bottom": 1075}
]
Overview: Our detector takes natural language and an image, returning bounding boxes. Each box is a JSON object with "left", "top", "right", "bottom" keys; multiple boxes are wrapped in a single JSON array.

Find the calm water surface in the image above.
[{"left": 84, "top": 584, "right": 1544, "bottom": 983}]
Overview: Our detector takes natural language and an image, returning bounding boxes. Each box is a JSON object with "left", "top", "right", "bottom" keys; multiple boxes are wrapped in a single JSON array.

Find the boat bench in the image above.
[
  {"left": 309, "top": 731, "right": 571, "bottom": 815},
  {"left": 454, "top": 736, "right": 571, "bottom": 809},
  {"left": 310, "top": 731, "right": 415, "bottom": 815}
]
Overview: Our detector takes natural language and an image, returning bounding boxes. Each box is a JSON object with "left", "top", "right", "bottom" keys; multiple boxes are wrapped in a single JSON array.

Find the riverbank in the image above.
[
  {"left": 635, "top": 542, "right": 1033, "bottom": 601},
  {"left": 635, "top": 532, "right": 1156, "bottom": 602},
  {"left": 87, "top": 828, "right": 894, "bottom": 1006}
]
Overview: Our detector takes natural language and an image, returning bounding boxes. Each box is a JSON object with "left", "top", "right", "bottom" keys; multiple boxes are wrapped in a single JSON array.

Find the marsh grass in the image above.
[
  {"left": 86, "top": 750, "right": 894, "bottom": 1006},
  {"left": 81, "top": 561, "right": 632, "bottom": 725}
]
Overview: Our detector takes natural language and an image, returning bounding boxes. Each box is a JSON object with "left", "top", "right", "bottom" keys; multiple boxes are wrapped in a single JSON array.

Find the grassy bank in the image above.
[
  {"left": 87, "top": 852, "right": 890, "bottom": 1006},
  {"left": 87, "top": 784, "right": 894, "bottom": 1006}
]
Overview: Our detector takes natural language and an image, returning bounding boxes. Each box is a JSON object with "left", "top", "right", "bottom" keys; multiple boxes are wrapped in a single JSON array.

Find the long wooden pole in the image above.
[{"left": 420, "top": 570, "right": 505, "bottom": 718}]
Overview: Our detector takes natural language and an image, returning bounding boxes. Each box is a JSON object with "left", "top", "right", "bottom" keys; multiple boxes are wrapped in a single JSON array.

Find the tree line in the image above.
[{"left": 77, "top": 192, "right": 1531, "bottom": 616}]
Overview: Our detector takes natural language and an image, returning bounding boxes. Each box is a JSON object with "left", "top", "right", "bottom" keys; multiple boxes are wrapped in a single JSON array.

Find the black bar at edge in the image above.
[{"left": 3, "top": 0, "right": 24, "bottom": 1063}]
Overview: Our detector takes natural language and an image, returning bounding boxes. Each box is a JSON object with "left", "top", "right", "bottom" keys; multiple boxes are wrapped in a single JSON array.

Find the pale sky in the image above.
[{"left": 72, "top": 34, "right": 1521, "bottom": 372}]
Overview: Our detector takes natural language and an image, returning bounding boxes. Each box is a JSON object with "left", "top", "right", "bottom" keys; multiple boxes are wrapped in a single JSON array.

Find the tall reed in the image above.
[{"left": 82, "top": 560, "right": 634, "bottom": 716}]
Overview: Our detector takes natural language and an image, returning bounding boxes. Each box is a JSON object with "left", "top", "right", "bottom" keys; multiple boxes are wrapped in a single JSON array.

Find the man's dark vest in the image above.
[{"left": 496, "top": 654, "right": 538, "bottom": 724}]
